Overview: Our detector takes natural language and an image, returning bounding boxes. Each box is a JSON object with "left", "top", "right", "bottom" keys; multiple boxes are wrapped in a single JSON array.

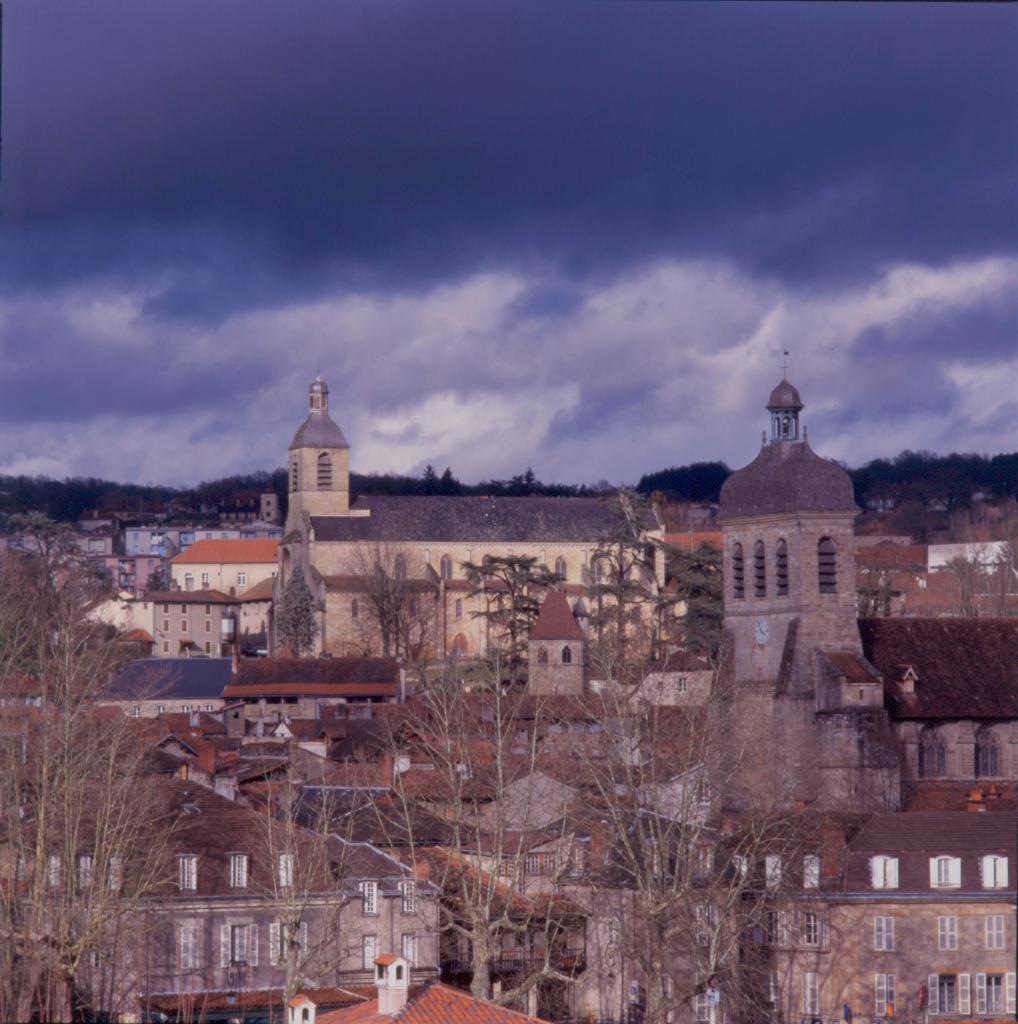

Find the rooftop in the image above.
[
  {"left": 112, "top": 657, "right": 235, "bottom": 700},
  {"left": 172, "top": 538, "right": 280, "bottom": 564}
]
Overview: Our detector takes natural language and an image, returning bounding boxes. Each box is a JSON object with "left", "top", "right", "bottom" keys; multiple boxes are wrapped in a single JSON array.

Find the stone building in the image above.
[
  {"left": 527, "top": 591, "right": 586, "bottom": 696},
  {"left": 718, "top": 377, "right": 899, "bottom": 811},
  {"left": 278, "top": 376, "right": 665, "bottom": 659}
]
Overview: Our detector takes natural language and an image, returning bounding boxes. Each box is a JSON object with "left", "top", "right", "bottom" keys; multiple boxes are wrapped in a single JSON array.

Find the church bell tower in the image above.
[{"left": 285, "top": 376, "right": 351, "bottom": 532}]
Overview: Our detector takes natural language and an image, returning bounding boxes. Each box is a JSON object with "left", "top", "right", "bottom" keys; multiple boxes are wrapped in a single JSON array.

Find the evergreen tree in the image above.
[
  {"left": 276, "top": 565, "right": 319, "bottom": 656},
  {"left": 461, "top": 554, "right": 561, "bottom": 682},
  {"left": 663, "top": 541, "right": 723, "bottom": 660},
  {"left": 421, "top": 464, "right": 439, "bottom": 495}
]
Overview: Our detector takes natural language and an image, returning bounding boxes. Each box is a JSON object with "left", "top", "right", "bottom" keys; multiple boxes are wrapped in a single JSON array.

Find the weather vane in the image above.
[{"left": 781, "top": 349, "right": 790, "bottom": 377}]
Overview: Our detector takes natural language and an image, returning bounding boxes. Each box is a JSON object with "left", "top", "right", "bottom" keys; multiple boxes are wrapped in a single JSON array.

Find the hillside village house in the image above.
[
  {"left": 276, "top": 377, "right": 666, "bottom": 659},
  {"left": 149, "top": 583, "right": 274, "bottom": 657},
  {"left": 172, "top": 538, "right": 280, "bottom": 596}
]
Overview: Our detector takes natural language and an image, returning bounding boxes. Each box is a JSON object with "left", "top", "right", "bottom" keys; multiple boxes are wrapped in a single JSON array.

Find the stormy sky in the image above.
[{"left": 1, "top": 0, "right": 1015, "bottom": 487}]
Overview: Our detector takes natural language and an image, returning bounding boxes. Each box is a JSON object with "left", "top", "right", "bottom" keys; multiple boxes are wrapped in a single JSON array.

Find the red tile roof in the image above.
[
  {"left": 529, "top": 591, "right": 584, "bottom": 641},
  {"left": 856, "top": 543, "right": 928, "bottom": 571},
  {"left": 223, "top": 681, "right": 398, "bottom": 699},
  {"left": 663, "top": 531, "right": 723, "bottom": 552},
  {"left": 172, "top": 539, "right": 279, "bottom": 564},
  {"left": 318, "top": 981, "right": 550, "bottom": 1023}
]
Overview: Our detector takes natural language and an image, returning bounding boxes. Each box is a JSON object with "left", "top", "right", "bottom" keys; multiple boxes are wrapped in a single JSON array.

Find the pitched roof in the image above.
[
  {"left": 310, "top": 495, "right": 637, "bottom": 543},
  {"left": 146, "top": 589, "right": 234, "bottom": 604},
  {"left": 239, "top": 576, "right": 276, "bottom": 601},
  {"left": 820, "top": 651, "right": 881, "bottom": 684},
  {"left": 855, "top": 543, "right": 928, "bottom": 572},
  {"left": 529, "top": 591, "right": 585, "bottom": 641},
  {"left": 112, "top": 658, "right": 235, "bottom": 700},
  {"left": 231, "top": 657, "right": 399, "bottom": 686},
  {"left": 859, "top": 617, "right": 1018, "bottom": 719},
  {"left": 318, "top": 980, "right": 550, "bottom": 1023},
  {"left": 172, "top": 539, "right": 279, "bottom": 564},
  {"left": 850, "top": 810, "right": 1017, "bottom": 853}
]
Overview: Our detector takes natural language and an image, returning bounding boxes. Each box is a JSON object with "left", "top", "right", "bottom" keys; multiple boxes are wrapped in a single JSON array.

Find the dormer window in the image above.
[
  {"left": 229, "top": 853, "right": 248, "bottom": 889},
  {"left": 899, "top": 667, "right": 917, "bottom": 694},
  {"left": 870, "top": 855, "right": 899, "bottom": 889},
  {"left": 930, "top": 855, "right": 961, "bottom": 889},
  {"left": 981, "top": 854, "right": 1008, "bottom": 889}
]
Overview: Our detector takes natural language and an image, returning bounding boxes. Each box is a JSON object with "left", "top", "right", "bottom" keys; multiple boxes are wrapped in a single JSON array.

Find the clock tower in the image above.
[{"left": 717, "top": 376, "right": 898, "bottom": 810}]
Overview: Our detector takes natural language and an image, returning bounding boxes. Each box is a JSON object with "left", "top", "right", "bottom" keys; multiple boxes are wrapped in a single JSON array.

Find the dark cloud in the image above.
[{"left": 2, "top": 1, "right": 1015, "bottom": 300}]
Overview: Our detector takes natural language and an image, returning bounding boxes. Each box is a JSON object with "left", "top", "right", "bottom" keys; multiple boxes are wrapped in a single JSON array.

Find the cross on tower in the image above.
[{"left": 781, "top": 349, "right": 790, "bottom": 378}]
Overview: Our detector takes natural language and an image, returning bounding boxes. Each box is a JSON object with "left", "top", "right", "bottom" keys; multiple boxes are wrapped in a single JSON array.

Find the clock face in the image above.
[{"left": 755, "top": 617, "right": 769, "bottom": 646}]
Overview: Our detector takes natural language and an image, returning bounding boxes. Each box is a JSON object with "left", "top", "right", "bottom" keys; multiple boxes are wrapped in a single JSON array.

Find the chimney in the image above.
[
  {"left": 966, "top": 788, "right": 986, "bottom": 813},
  {"left": 374, "top": 954, "right": 410, "bottom": 1015}
]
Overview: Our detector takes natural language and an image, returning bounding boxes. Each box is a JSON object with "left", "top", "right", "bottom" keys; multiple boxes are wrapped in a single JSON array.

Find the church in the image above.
[{"left": 277, "top": 376, "right": 666, "bottom": 660}]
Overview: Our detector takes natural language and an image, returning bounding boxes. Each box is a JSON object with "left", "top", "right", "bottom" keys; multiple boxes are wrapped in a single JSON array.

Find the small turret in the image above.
[{"left": 766, "top": 375, "right": 803, "bottom": 442}]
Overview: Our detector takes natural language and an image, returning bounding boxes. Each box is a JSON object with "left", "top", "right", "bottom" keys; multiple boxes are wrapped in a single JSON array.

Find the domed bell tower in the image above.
[{"left": 285, "top": 376, "right": 351, "bottom": 532}]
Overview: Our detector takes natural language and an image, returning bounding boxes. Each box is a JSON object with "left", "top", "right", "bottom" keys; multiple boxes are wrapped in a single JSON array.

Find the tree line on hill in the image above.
[{"left": 0, "top": 449, "right": 1014, "bottom": 523}]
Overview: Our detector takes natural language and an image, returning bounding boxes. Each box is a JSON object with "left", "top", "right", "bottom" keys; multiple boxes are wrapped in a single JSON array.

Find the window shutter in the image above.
[
  {"left": 927, "top": 975, "right": 939, "bottom": 1015},
  {"left": 998, "top": 856, "right": 1009, "bottom": 887},
  {"left": 178, "top": 927, "right": 185, "bottom": 971},
  {"left": 949, "top": 857, "right": 962, "bottom": 886},
  {"left": 958, "top": 974, "right": 970, "bottom": 1015},
  {"left": 220, "top": 925, "right": 231, "bottom": 968},
  {"left": 269, "top": 922, "right": 280, "bottom": 966},
  {"left": 820, "top": 913, "right": 829, "bottom": 949},
  {"left": 299, "top": 921, "right": 308, "bottom": 952},
  {"left": 979, "top": 854, "right": 989, "bottom": 887},
  {"left": 887, "top": 916, "right": 894, "bottom": 951},
  {"left": 887, "top": 857, "right": 898, "bottom": 888},
  {"left": 873, "top": 917, "right": 881, "bottom": 949},
  {"left": 248, "top": 924, "right": 258, "bottom": 967},
  {"left": 975, "top": 974, "right": 987, "bottom": 1014},
  {"left": 929, "top": 858, "right": 938, "bottom": 887},
  {"left": 1006, "top": 973, "right": 1016, "bottom": 1014},
  {"left": 870, "top": 856, "right": 879, "bottom": 887}
]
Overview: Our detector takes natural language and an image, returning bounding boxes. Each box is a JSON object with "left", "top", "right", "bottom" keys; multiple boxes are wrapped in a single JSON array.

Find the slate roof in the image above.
[
  {"left": 766, "top": 377, "right": 803, "bottom": 411},
  {"left": 172, "top": 539, "right": 279, "bottom": 564},
  {"left": 850, "top": 810, "right": 1017, "bottom": 853},
  {"left": 821, "top": 651, "right": 881, "bottom": 684},
  {"left": 225, "top": 657, "right": 399, "bottom": 699},
  {"left": 112, "top": 657, "right": 235, "bottom": 700},
  {"left": 718, "top": 440, "right": 858, "bottom": 519},
  {"left": 859, "top": 617, "right": 1018, "bottom": 720},
  {"left": 310, "top": 495, "right": 638, "bottom": 543},
  {"left": 289, "top": 409, "right": 350, "bottom": 451},
  {"left": 529, "top": 591, "right": 585, "bottom": 641}
]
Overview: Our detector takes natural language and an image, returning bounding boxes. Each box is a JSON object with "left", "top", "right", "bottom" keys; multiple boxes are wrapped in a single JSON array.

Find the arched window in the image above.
[
  {"left": 351, "top": 599, "right": 359, "bottom": 620},
  {"left": 775, "top": 539, "right": 789, "bottom": 597},
  {"left": 317, "top": 452, "right": 332, "bottom": 489},
  {"left": 753, "top": 540, "right": 766, "bottom": 598},
  {"left": 537, "top": 647, "right": 549, "bottom": 665},
  {"left": 732, "top": 543, "right": 745, "bottom": 599},
  {"left": 290, "top": 460, "right": 299, "bottom": 493},
  {"left": 918, "top": 728, "right": 946, "bottom": 778},
  {"left": 451, "top": 633, "right": 468, "bottom": 657},
  {"left": 561, "top": 645, "right": 572, "bottom": 665},
  {"left": 818, "top": 537, "right": 837, "bottom": 594},
  {"left": 555, "top": 556, "right": 568, "bottom": 580},
  {"left": 440, "top": 555, "right": 453, "bottom": 581},
  {"left": 394, "top": 555, "right": 407, "bottom": 580},
  {"left": 975, "top": 726, "right": 999, "bottom": 778}
]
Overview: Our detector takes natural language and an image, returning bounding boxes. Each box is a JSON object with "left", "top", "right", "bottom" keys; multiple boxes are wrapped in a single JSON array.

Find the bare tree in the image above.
[
  {"left": 376, "top": 661, "right": 582, "bottom": 1016},
  {"left": 0, "top": 551, "right": 171, "bottom": 1022}
]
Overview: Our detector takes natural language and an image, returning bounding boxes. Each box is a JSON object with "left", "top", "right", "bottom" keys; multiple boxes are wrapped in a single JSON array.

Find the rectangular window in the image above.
[
  {"left": 205, "top": 619, "right": 212, "bottom": 633},
  {"left": 78, "top": 854, "right": 92, "bottom": 890},
  {"left": 985, "top": 914, "right": 1005, "bottom": 950},
  {"left": 237, "top": 571, "right": 247, "bottom": 586},
  {"left": 161, "top": 641, "right": 170, "bottom": 653},
  {"left": 179, "top": 855, "right": 197, "bottom": 891},
  {"left": 401, "top": 932, "right": 416, "bottom": 964},
  {"left": 874, "top": 974, "right": 896, "bottom": 1017},
  {"left": 278, "top": 853, "right": 294, "bottom": 888},
  {"left": 362, "top": 934, "right": 377, "bottom": 969},
  {"left": 229, "top": 854, "right": 248, "bottom": 889},
  {"left": 873, "top": 916, "right": 895, "bottom": 951},
  {"left": 938, "top": 915, "right": 957, "bottom": 951},
  {"left": 801, "top": 911, "right": 819, "bottom": 947},
  {"left": 201, "top": 574, "right": 209, "bottom": 587},
  {"left": 163, "top": 603, "right": 170, "bottom": 613},
  {"left": 978, "top": 975, "right": 1006, "bottom": 1014},
  {"left": 360, "top": 880, "right": 378, "bottom": 915},
  {"left": 48, "top": 854, "right": 61, "bottom": 888},
  {"left": 526, "top": 854, "right": 541, "bottom": 876},
  {"left": 230, "top": 924, "right": 248, "bottom": 965},
  {"left": 162, "top": 618, "right": 170, "bottom": 631},
  {"left": 400, "top": 880, "right": 416, "bottom": 914},
  {"left": 765, "top": 854, "right": 782, "bottom": 889},
  {"left": 109, "top": 855, "right": 122, "bottom": 892},
  {"left": 179, "top": 924, "right": 199, "bottom": 971},
  {"left": 803, "top": 972, "right": 819, "bottom": 1015},
  {"left": 931, "top": 974, "right": 957, "bottom": 1014},
  {"left": 803, "top": 854, "right": 820, "bottom": 889},
  {"left": 204, "top": 641, "right": 211, "bottom": 654},
  {"left": 181, "top": 618, "right": 188, "bottom": 633}
]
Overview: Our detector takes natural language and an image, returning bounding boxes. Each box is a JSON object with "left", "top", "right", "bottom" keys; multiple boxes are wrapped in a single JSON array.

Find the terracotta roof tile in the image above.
[
  {"left": 529, "top": 591, "right": 585, "bottom": 641},
  {"left": 172, "top": 539, "right": 279, "bottom": 564}
]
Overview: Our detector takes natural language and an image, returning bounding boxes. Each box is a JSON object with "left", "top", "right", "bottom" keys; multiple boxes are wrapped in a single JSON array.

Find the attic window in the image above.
[
  {"left": 899, "top": 668, "right": 917, "bottom": 694},
  {"left": 732, "top": 543, "right": 745, "bottom": 599},
  {"left": 817, "top": 537, "right": 837, "bottom": 594},
  {"left": 181, "top": 803, "right": 202, "bottom": 815}
]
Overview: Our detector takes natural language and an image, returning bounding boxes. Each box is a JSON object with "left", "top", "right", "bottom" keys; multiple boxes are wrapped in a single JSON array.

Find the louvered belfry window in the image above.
[
  {"left": 775, "top": 539, "right": 789, "bottom": 596},
  {"left": 732, "top": 543, "right": 745, "bottom": 599},
  {"left": 817, "top": 537, "right": 837, "bottom": 593},
  {"left": 754, "top": 541, "right": 766, "bottom": 598},
  {"left": 317, "top": 452, "right": 332, "bottom": 489}
]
